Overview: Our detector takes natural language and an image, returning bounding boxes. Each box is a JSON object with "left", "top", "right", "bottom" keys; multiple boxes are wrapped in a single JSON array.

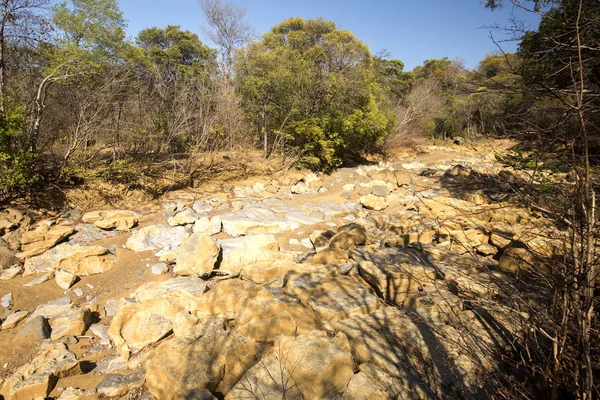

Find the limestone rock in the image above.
[
  {"left": 218, "top": 234, "right": 279, "bottom": 275},
  {"left": 55, "top": 270, "right": 77, "bottom": 290},
  {"left": 220, "top": 208, "right": 294, "bottom": 236},
  {"left": 359, "top": 194, "right": 387, "bottom": 211},
  {"left": 498, "top": 247, "right": 535, "bottom": 276},
  {"left": 226, "top": 354, "right": 302, "bottom": 400},
  {"left": 174, "top": 233, "right": 219, "bottom": 277},
  {"left": 1, "top": 292, "right": 13, "bottom": 308},
  {"left": 50, "top": 307, "right": 91, "bottom": 340},
  {"left": 0, "top": 245, "right": 17, "bottom": 269},
  {"left": 310, "top": 230, "right": 335, "bottom": 252},
  {"left": 27, "top": 296, "right": 72, "bottom": 322},
  {"left": 19, "top": 225, "right": 74, "bottom": 259},
  {"left": 306, "top": 276, "right": 381, "bottom": 324},
  {"left": 168, "top": 208, "right": 198, "bottom": 226},
  {"left": 342, "top": 363, "right": 407, "bottom": 400},
  {"left": 2, "top": 343, "right": 80, "bottom": 400},
  {"left": 82, "top": 210, "right": 139, "bottom": 231},
  {"left": 329, "top": 223, "right": 367, "bottom": 250},
  {"left": 306, "top": 248, "right": 349, "bottom": 265},
  {"left": 275, "top": 330, "right": 354, "bottom": 399},
  {"left": 145, "top": 318, "right": 258, "bottom": 398},
  {"left": 24, "top": 243, "right": 116, "bottom": 276},
  {"left": 16, "top": 316, "right": 51, "bottom": 340},
  {"left": 68, "top": 223, "right": 118, "bottom": 244},
  {"left": 0, "top": 265, "right": 23, "bottom": 280},
  {"left": 126, "top": 224, "right": 187, "bottom": 253},
  {"left": 1, "top": 310, "right": 28, "bottom": 330},
  {"left": 96, "top": 369, "right": 145, "bottom": 397},
  {"left": 192, "top": 216, "right": 222, "bottom": 235}
]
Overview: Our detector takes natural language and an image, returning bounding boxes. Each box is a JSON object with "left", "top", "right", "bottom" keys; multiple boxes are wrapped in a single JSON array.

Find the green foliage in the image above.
[
  {"left": 235, "top": 17, "right": 394, "bottom": 169},
  {"left": 0, "top": 105, "right": 39, "bottom": 195}
]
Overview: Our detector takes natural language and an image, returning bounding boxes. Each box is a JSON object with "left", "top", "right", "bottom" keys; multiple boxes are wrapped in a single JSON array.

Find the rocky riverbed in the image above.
[{"left": 0, "top": 141, "right": 565, "bottom": 399}]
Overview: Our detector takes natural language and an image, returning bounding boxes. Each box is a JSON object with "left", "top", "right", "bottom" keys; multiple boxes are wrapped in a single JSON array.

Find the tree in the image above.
[
  {"left": 198, "top": 0, "right": 253, "bottom": 77},
  {"left": 0, "top": 0, "right": 50, "bottom": 114},
  {"left": 236, "top": 17, "right": 393, "bottom": 169},
  {"left": 483, "top": 1, "right": 600, "bottom": 399},
  {"left": 131, "top": 25, "right": 216, "bottom": 153}
]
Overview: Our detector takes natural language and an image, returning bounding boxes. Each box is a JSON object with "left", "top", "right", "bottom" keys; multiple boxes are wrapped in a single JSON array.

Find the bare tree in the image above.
[{"left": 198, "top": 0, "right": 254, "bottom": 77}]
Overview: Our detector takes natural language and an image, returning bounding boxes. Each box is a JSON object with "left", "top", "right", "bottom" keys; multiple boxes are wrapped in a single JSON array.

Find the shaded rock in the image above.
[
  {"left": 342, "top": 363, "right": 407, "bottom": 400},
  {"left": 226, "top": 353, "right": 302, "bottom": 400},
  {"left": 16, "top": 316, "right": 51, "bottom": 340},
  {"left": 126, "top": 224, "right": 187, "bottom": 253},
  {"left": 0, "top": 245, "right": 17, "bottom": 269},
  {"left": 275, "top": 330, "right": 354, "bottom": 399},
  {"left": 2, "top": 228, "right": 22, "bottom": 251},
  {"left": 372, "top": 184, "right": 391, "bottom": 197},
  {"left": 50, "top": 307, "right": 91, "bottom": 340},
  {"left": 96, "top": 369, "right": 145, "bottom": 397},
  {"left": 82, "top": 210, "right": 139, "bottom": 231},
  {"left": 2, "top": 343, "right": 80, "bottom": 400},
  {"left": 329, "top": 223, "right": 367, "bottom": 250},
  {"left": 498, "top": 247, "right": 536, "bottom": 276},
  {"left": 174, "top": 233, "right": 219, "bottom": 277},
  {"left": 24, "top": 243, "right": 116, "bottom": 276},
  {"left": 306, "top": 248, "right": 348, "bottom": 265},
  {"left": 306, "top": 276, "right": 381, "bottom": 324},
  {"left": 145, "top": 318, "right": 258, "bottom": 398},
  {"left": 309, "top": 230, "right": 335, "bottom": 252}
]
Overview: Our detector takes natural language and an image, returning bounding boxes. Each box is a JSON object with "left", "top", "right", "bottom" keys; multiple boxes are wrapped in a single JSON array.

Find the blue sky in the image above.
[{"left": 117, "top": 0, "right": 541, "bottom": 70}]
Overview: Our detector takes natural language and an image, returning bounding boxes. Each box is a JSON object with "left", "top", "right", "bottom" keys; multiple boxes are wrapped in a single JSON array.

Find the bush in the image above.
[{"left": 0, "top": 104, "right": 39, "bottom": 197}]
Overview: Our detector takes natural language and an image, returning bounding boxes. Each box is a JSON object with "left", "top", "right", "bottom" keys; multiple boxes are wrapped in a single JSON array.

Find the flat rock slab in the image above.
[
  {"left": 23, "top": 243, "right": 116, "bottom": 276},
  {"left": 220, "top": 208, "right": 295, "bottom": 236},
  {"left": 126, "top": 224, "right": 188, "bottom": 252},
  {"left": 82, "top": 210, "right": 139, "bottom": 231}
]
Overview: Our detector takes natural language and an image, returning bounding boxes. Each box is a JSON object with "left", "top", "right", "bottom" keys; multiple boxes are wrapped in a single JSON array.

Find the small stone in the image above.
[
  {"left": 359, "top": 194, "right": 387, "bottom": 211},
  {"left": 342, "top": 184, "right": 355, "bottom": 192},
  {"left": 104, "top": 300, "right": 119, "bottom": 317},
  {"left": 96, "top": 369, "right": 145, "bottom": 397},
  {"left": 55, "top": 270, "right": 77, "bottom": 290},
  {"left": 1, "top": 292, "right": 13, "bottom": 309},
  {"left": 151, "top": 263, "right": 168, "bottom": 275},
  {"left": 50, "top": 307, "right": 91, "bottom": 340},
  {"left": 24, "top": 271, "right": 54, "bottom": 287},
  {"left": 90, "top": 323, "right": 112, "bottom": 346},
  {"left": 74, "top": 288, "right": 84, "bottom": 297},
  {"left": 0, "top": 265, "right": 23, "bottom": 280},
  {"left": 1, "top": 310, "right": 28, "bottom": 330},
  {"left": 371, "top": 185, "right": 390, "bottom": 197}
]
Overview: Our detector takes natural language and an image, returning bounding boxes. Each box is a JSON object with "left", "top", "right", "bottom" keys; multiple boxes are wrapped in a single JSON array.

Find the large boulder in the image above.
[
  {"left": 18, "top": 225, "right": 74, "bottom": 259},
  {"left": 218, "top": 234, "right": 279, "bottom": 275},
  {"left": 220, "top": 207, "right": 295, "bottom": 236},
  {"left": 145, "top": 318, "right": 258, "bottom": 399},
  {"left": 1, "top": 343, "right": 80, "bottom": 400},
  {"left": 49, "top": 307, "right": 91, "bottom": 341},
  {"left": 82, "top": 210, "right": 139, "bottom": 231},
  {"left": 174, "top": 233, "right": 219, "bottom": 276},
  {"left": 0, "top": 245, "right": 17, "bottom": 269},
  {"left": 274, "top": 330, "right": 354, "bottom": 399},
  {"left": 126, "top": 224, "right": 187, "bottom": 253},
  {"left": 23, "top": 243, "right": 116, "bottom": 276}
]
